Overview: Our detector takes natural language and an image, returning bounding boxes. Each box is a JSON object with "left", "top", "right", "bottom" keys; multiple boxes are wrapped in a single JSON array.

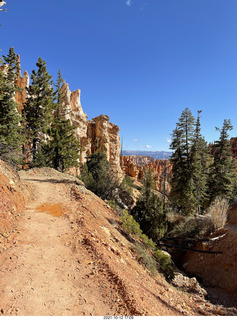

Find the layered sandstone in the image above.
[
  {"left": 15, "top": 55, "right": 29, "bottom": 111},
  {"left": 122, "top": 156, "right": 172, "bottom": 195},
  {"left": 60, "top": 83, "right": 123, "bottom": 178}
]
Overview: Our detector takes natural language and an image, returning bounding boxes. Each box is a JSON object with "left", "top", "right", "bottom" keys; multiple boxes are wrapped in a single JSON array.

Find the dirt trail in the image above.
[
  {"left": 1, "top": 168, "right": 236, "bottom": 316},
  {"left": 0, "top": 169, "right": 114, "bottom": 316}
]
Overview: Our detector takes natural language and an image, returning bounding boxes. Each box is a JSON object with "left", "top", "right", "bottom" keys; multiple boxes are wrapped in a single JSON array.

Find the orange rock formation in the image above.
[
  {"left": 122, "top": 156, "right": 172, "bottom": 194},
  {"left": 14, "top": 55, "right": 29, "bottom": 111}
]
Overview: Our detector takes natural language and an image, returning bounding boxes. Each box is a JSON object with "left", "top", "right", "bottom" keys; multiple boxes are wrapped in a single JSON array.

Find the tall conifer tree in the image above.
[
  {"left": 0, "top": 47, "right": 23, "bottom": 163},
  {"left": 190, "top": 110, "right": 210, "bottom": 212},
  {"left": 23, "top": 57, "right": 54, "bottom": 167},
  {"left": 169, "top": 108, "right": 196, "bottom": 215},
  {"left": 208, "top": 119, "right": 236, "bottom": 202},
  {"left": 45, "top": 70, "right": 80, "bottom": 171}
]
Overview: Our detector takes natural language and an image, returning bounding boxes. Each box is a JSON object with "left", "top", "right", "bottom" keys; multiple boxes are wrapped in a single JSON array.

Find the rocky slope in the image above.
[{"left": 0, "top": 162, "right": 236, "bottom": 316}]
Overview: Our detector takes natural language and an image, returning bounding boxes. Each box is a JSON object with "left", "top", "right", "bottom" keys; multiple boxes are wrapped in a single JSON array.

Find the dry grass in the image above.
[{"left": 205, "top": 197, "right": 229, "bottom": 230}]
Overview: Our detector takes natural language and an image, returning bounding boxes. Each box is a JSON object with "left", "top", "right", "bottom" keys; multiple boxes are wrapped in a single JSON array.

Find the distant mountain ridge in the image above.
[{"left": 123, "top": 150, "right": 172, "bottom": 159}]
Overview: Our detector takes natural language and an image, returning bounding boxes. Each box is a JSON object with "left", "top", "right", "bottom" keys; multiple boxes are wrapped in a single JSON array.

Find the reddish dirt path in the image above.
[{"left": 0, "top": 169, "right": 114, "bottom": 316}]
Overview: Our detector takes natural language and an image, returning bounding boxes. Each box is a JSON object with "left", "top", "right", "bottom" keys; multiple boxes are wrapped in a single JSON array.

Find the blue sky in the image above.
[{"left": 1, "top": 0, "right": 237, "bottom": 151}]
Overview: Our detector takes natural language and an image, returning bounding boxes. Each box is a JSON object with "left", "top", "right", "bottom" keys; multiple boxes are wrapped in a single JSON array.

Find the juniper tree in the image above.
[
  {"left": 23, "top": 57, "right": 54, "bottom": 167},
  {"left": 0, "top": 48, "right": 24, "bottom": 164},
  {"left": 45, "top": 70, "right": 80, "bottom": 172},
  {"left": 208, "top": 119, "right": 236, "bottom": 203},
  {"left": 131, "top": 169, "right": 168, "bottom": 241}
]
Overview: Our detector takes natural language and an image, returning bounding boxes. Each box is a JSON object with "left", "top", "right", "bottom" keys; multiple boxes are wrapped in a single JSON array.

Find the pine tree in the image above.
[
  {"left": 131, "top": 169, "right": 168, "bottom": 241},
  {"left": 0, "top": 57, "right": 4, "bottom": 101},
  {"left": 23, "top": 57, "right": 54, "bottom": 167},
  {"left": 81, "top": 149, "right": 116, "bottom": 199},
  {"left": 208, "top": 119, "right": 236, "bottom": 203},
  {"left": 45, "top": 70, "right": 80, "bottom": 171},
  {"left": 0, "top": 48, "right": 24, "bottom": 164},
  {"left": 190, "top": 110, "right": 210, "bottom": 212},
  {"left": 169, "top": 108, "right": 197, "bottom": 215}
]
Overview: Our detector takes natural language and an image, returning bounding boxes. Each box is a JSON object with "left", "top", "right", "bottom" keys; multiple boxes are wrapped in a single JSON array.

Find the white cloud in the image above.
[
  {"left": 166, "top": 138, "right": 171, "bottom": 143},
  {"left": 126, "top": 0, "right": 132, "bottom": 7},
  {"left": 132, "top": 138, "right": 138, "bottom": 143},
  {"left": 145, "top": 145, "right": 152, "bottom": 148}
]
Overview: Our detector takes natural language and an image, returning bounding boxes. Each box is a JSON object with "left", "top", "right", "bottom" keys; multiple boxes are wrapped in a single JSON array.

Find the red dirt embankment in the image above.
[
  {"left": 0, "top": 165, "right": 236, "bottom": 316},
  {"left": 0, "top": 160, "right": 26, "bottom": 247}
]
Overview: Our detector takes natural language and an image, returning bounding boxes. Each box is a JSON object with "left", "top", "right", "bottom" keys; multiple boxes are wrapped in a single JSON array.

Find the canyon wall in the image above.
[{"left": 121, "top": 156, "right": 172, "bottom": 194}]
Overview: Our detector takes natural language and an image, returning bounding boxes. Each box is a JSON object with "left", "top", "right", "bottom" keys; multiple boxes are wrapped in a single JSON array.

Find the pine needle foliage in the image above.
[
  {"left": 208, "top": 119, "right": 237, "bottom": 203},
  {"left": 190, "top": 110, "right": 210, "bottom": 212},
  {"left": 45, "top": 70, "right": 80, "bottom": 172},
  {"left": 81, "top": 149, "right": 117, "bottom": 199},
  {"left": 0, "top": 48, "right": 24, "bottom": 165},
  {"left": 131, "top": 169, "right": 168, "bottom": 242},
  {"left": 169, "top": 108, "right": 210, "bottom": 215},
  {"left": 23, "top": 57, "right": 55, "bottom": 167}
]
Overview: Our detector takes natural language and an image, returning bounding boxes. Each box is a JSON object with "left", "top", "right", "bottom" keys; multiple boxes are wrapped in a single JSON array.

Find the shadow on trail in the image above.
[{"left": 24, "top": 178, "right": 83, "bottom": 186}]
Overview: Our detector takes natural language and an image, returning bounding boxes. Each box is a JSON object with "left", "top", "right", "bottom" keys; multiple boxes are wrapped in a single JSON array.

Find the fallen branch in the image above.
[
  {"left": 209, "top": 233, "right": 228, "bottom": 242},
  {"left": 158, "top": 242, "right": 223, "bottom": 254}
]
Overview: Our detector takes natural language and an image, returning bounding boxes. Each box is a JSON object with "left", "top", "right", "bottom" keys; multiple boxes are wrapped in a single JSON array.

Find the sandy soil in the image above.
[{"left": 0, "top": 168, "right": 236, "bottom": 316}]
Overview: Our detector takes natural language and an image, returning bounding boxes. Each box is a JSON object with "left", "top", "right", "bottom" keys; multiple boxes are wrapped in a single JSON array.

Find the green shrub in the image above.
[
  {"left": 133, "top": 243, "right": 158, "bottom": 276},
  {"left": 80, "top": 150, "right": 117, "bottom": 199},
  {"left": 121, "top": 174, "right": 134, "bottom": 195},
  {"left": 120, "top": 210, "right": 173, "bottom": 280},
  {"left": 107, "top": 199, "right": 118, "bottom": 210},
  {"left": 121, "top": 211, "right": 156, "bottom": 249},
  {"left": 154, "top": 250, "right": 174, "bottom": 280},
  {"left": 121, "top": 211, "right": 143, "bottom": 236},
  {"left": 131, "top": 169, "right": 168, "bottom": 241},
  {"left": 140, "top": 233, "right": 156, "bottom": 250}
]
